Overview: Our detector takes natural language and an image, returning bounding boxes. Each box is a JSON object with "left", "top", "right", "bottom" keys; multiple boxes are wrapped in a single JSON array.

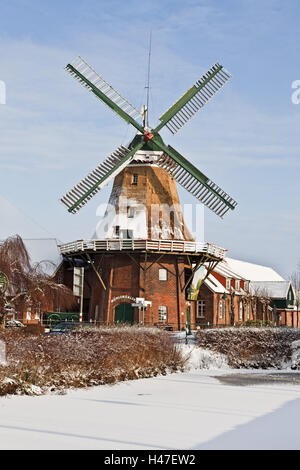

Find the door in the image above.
[{"left": 115, "top": 302, "right": 134, "bottom": 324}]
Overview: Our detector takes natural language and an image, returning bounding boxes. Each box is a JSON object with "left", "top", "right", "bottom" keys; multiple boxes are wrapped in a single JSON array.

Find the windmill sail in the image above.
[
  {"left": 155, "top": 145, "right": 237, "bottom": 218},
  {"left": 155, "top": 63, "right": 231, "bottom": 135},
  {"left": 62, "top": 55, "right": 238, "bottom": 218},
  {"left": 65, "top": 57, "right": 144, "bottom": 132},
  {"left": 60, "top": 142, "right": 144, "bottom": 214}
]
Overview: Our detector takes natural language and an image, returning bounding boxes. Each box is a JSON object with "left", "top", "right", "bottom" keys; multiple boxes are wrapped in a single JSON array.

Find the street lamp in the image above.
[{"left": 186, "top": 285, "right": 192, "bottom": 336}]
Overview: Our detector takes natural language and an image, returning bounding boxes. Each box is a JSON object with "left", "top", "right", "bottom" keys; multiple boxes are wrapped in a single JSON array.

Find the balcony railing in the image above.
[{"left": 59, "top": 238, "right": 227, "bottom": 259}]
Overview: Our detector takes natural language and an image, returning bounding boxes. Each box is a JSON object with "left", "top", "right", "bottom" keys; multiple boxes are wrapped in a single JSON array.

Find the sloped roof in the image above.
[
  {"left": 23, "top": 239, "right": 63, "bottom": 276},
  {"left": 205, "top": 273, "right": 229, "bottom": 294},
  {"left": 214, "top": 262, "right": 246, "bottom": 280},
  {"left": 250, "top": 281, "right": 292, "bottom": 299},
  {"left": 222, "top": 258, "right": 284, "bottom": 282},
  {"left": 204, "top": 275, "right": 247, "bottom": 296}
]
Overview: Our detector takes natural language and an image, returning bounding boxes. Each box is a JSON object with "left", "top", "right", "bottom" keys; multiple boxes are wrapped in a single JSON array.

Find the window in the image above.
[
  {"left": 159, "top": 268, "right": 167, "bottom": 281},
  {"left": 226, "top": 278, "right": 231, "bottom": 290},
  {"left": 235, "top": 280, "right": 240, "bottom": 290},
  {"left": 114, "top": 225, "right": 120, "bottom": 237},
  {"left": 158, "top": 306, "right": 167, "bottom": 322},
  {"left": 121, "top": 229, "right": 133, "bottom": 239},
  {"left": 244, "top": 281, "right": 249, "bottom": 291},
  {"left": 35, "top": 307, "right": 40, "bottom": 320},
  {"left": 26, "top": 308, "right": 31, "bottom": 321},
  {"left": 219, "top": 301, "right": 223, "bottom": 319},
  {"left": 127, "top": 207, "right": 135, "bottom": 218},
  {"left": 247, "top": 303, "right": 250, "bottom": 320},
  {"left": 239, "top": 302, "right": 243, "bottom": 321},
  {"left": 197, "top": 300, "right": 206, "bottom": 318},
  {"left": 132, "top": 174, "right": 138, "bottom": 185}
]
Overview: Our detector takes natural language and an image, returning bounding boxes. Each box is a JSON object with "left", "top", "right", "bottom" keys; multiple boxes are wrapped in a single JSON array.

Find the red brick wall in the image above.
[
  {"left": 72, "top": 252, "right": 191, "bottom": 330},
  {"left": 191, "top": 284, "right": 256, "bottom": 327}
]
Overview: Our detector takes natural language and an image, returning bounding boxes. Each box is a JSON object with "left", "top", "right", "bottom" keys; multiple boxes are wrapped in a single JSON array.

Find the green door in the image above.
[{"left": 115, "top": 302, "right": 134, "bottom": 324}]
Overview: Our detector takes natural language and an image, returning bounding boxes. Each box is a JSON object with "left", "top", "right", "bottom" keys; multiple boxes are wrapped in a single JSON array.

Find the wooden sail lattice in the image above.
[{"left": 61, "top": 56, "right": 237, "bottom": 217}]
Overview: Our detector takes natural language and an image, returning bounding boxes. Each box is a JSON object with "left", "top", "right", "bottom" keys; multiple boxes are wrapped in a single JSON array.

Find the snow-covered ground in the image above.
[{"left": 1, "top": 345, "right": 300, "bottom": 450}]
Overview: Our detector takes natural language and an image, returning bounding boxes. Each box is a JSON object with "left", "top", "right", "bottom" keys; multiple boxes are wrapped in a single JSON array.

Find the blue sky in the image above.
[{"left": 0, "top": 0, "right": 299, "bottom": 277}]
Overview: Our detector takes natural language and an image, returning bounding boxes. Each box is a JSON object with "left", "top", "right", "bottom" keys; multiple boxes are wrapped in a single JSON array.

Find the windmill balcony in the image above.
[{"left": 59, "top": 238, "right": 227, "bottom": 260}]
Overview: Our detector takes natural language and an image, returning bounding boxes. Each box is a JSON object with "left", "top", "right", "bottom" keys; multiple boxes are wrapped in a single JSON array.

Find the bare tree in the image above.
[
  {"left": 250, "top": 286, "right": 261, "bottom": 323},
  {"left": 229, "top": 287, "right": 235, "bottom": 326},
  {"left": 241, "top": 291, "right": 251, "bottom": 323},
  {"left": 250, "top": 285, "right": 271, "bottom": 325},
  {"left": 259, "top": 287, "right": 271, "bottom": 323},
  {"left": 291, "top": 268, "right": 300, "bottom": 328},
  {"left": 0, "top": 235, "right": 75, "bottom": 328}
]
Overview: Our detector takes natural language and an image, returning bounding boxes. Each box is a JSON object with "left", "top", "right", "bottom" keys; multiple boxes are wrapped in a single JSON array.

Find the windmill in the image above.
[
  {"left": 60, "top": 57, "right": 237, "bottom": 219},
  {"left": 59, "top": 56, "right": 237, "bottom": 328}
]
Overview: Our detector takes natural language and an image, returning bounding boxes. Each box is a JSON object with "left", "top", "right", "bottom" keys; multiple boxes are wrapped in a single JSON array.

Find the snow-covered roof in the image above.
[
  {"left": 221, "top": 258, "right": 284, "bottom": 282},
  {"left": 23, "top": 239, "right": 63, "bottom": 277},
  {"left": 214, "top": 262, "right": 246, "bottom": 281},
  {"left": 204, "top": 274, "right": 247, "bottom": 296},
  {"left": 205, "top": 273, "right": 229, "bottom": 294},
  {"left": 250, "top": 281, "right": 292, "bottom": 299}
]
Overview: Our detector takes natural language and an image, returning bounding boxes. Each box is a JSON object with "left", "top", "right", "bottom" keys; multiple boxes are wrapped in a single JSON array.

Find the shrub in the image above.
[
  {"left": 0, "top": 327, "right": 186, "bottom": 396},
  {"left": 194, "top": 327, "right": 300, "bottom": 369}
]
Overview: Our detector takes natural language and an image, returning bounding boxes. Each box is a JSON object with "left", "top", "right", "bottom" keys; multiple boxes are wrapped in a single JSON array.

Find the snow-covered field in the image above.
[{"left": 1, "top": 345, "right": 300, "bottom": 450}]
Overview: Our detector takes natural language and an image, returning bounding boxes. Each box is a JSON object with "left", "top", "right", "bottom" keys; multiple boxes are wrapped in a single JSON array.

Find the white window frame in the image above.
[
  {"left": 235, "top": 279, "right": 240, "bottom": 291},
  {"left": 197, "top": 300, "right": 206, "bottom": 319},
  {"left": 132, "top": 174, "right": 138, "bottom": 185},
  {"left": 244, "top": 281, "right": 249, "bottom": 291},
  {"left": 239, "top": 302, "right": 243, "bottom": 321},
  {"left": 158, "top": 306, "right": 167, "bottom": 322},
  {"left": 26, "top": 308, "right": 31, "bottom": 321},
  {"left": 226, "top": 278, "right": 231, "bottom": 290},
  {"left": 159, "top": 268, "right": 167, "bottom": 281},
  {"left": 35, "top": 308, "right": 40, "bottom": 320},
  {"left": 219, "top": 300, "right": 223, "bottom": 319}
]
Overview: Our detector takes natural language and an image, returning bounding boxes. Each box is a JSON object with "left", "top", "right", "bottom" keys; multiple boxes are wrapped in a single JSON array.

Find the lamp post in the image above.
[{"left": 186, "top": 285, "right": 192, "bottom": 336}]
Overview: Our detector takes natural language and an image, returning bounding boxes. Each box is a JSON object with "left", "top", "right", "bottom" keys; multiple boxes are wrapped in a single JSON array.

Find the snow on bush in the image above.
[
  {"left": 194, "top": 328, "right": 300, "bottom": 369},
  {"left": 181, "top": 344, "right": 230, "bottom": 370},
  {"left": 291, "top": 340, "right": 300, "bottom": 370},
  {"left": 0, "top": 327, "right": 186, "bottom": 396}
]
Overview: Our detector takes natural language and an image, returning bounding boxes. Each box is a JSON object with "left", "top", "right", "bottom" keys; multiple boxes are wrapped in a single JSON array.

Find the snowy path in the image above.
[{"left": 1, "top": 369, "right": 300, "bottom": 450}]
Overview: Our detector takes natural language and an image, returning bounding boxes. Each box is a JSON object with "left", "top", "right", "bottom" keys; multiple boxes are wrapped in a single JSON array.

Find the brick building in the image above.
[{"left": 188, "top": 257, "right": 297, "bottom": 328}]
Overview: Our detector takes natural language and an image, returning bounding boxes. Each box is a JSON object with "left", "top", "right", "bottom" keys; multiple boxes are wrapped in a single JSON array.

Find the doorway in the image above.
[{"left": 115, "top": 302, "right": 134, "bottom": 324}]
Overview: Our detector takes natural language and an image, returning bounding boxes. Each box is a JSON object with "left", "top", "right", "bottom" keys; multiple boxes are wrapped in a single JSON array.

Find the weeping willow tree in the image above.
[{"left": 0, "top": 235, "right": 75, "bottom": 328}]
